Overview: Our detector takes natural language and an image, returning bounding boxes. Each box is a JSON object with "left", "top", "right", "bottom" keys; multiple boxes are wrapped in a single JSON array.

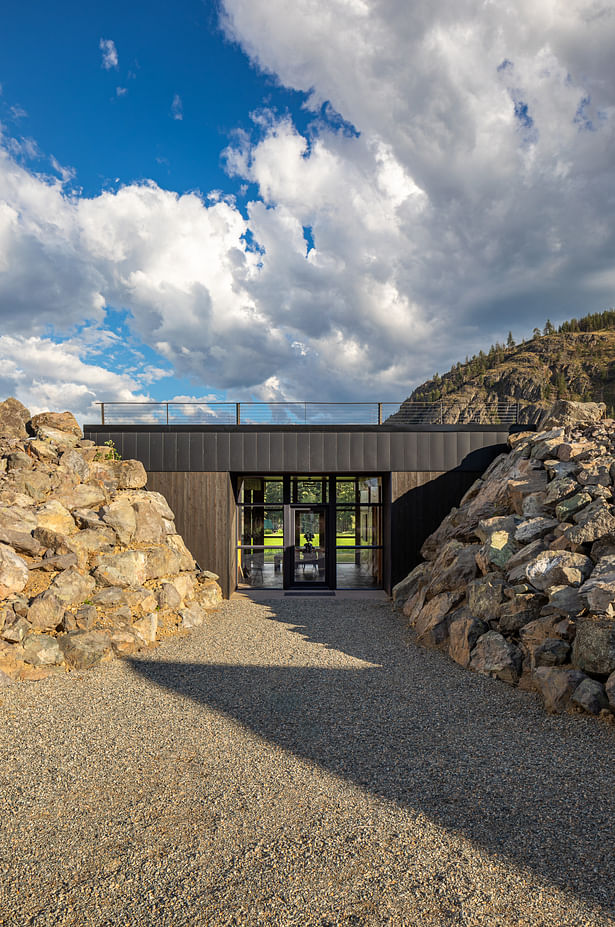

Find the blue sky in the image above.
[{"left": 0, "top": 0, "right": 614, "bottom": 420}]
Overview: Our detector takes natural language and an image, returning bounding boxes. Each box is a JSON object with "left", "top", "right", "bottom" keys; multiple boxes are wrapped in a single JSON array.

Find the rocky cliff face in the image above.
[
  {"left": 0, "top": 399, "right": 221, "bottom": 684},
  {"left": 393, "top": 400, "right": 615, "bottom": 720},
  {"left": 393, "top": 331, "right": 615, "bottom": 423}
]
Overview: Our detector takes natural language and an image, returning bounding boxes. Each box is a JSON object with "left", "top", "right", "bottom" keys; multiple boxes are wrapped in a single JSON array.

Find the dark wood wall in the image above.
[
  {"left": 146, "top": 471, "right": 236, "bottom": 599},
  {"left": 390, "top": 470, "right": 480, "bottom": 589}
]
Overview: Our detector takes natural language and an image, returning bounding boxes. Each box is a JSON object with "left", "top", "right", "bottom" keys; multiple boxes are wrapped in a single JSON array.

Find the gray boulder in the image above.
[
  {"left": 49, "top": 568, "right": 96, "bottom": 606},
  {"left": 27, "top": 592, "right": 65, "bottom": 631},
  {"left": 94, "top": 551, "right": 148, "bottom": 588},
  {"left": 392, "top": 562, "right": 430, "bottom": 610},
  {"left": 572, "top": 618, "right": 615, "bottom": 675},
  {"left": 448, "top": 611, "right": 488, "bottom": 668},
  {"left": 605, "top": 671, "right": 615, "bottom": 712},
  {"left": 59, "top": 630, "right": 113, "bottom": 669},
  {"left": 533, "top": 667, "right": 586, "bottom": 712},
  {"left": 22, "top": 634, "right": 64, "bottom": 666},
  {"left": 469, "top": 631, "right": 522, "bottom": 685},
  {"left": 179, "top": 604, "right": 207, "bottom": 629},
  {"left": 571, "top": 678, "right": 609, "bottom": 715},
  {"left": 0, "top": 545, "right": 29, "bottom": 599},
  {"left": 533, "top": 638, "right": 571, "bottom": 667},
  {"left": 525, "top": 550, "right": 593, "bottom": 592},
  {"left": 467, "top": 573, "right": 504, "bottom": 621}
]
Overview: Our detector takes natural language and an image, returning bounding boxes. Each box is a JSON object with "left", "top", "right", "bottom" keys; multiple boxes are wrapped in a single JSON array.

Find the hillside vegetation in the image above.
[{"left": 397, "top": 311, "right": 615, "bottom": 424}]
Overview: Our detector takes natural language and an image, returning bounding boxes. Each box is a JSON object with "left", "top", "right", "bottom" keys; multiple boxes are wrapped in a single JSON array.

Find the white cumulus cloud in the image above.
[{"left": 99, "top": 38, "right": 119, "bottom": 70}]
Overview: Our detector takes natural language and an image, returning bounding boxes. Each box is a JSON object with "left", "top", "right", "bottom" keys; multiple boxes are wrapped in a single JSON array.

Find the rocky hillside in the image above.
[
  {"left": 393, "top": 329, "right": 615, "bottom": 424},
  {"left": 393, "top": 400, "right": 615, "bottom": 720},
  {"left": 0, "top": 398, "right": 221, "bottom": 684}
]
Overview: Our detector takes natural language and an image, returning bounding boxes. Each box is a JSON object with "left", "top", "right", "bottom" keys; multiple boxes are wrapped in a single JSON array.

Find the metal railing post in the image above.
[
  {"left": 100, "top": 403, "right": 105, "bottom": 425},
  {"left": 236, "top": 402, "right": 241, "bottom": 425},
  {"left": 440, "top": 400, "right": 443, "bottom": 424},
  {"left": 378, "top": 402, "right": 383, "bottom": 425}
]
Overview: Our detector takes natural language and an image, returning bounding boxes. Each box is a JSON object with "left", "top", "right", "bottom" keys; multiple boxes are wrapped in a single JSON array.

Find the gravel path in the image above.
[{"left": 1, "top": 593, "right": 615, "bottom": 926}]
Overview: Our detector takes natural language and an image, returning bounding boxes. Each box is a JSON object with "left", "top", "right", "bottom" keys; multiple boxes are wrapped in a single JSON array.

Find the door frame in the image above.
[{"left": 284, "top": 502, "right": 332, "bottom": 589}]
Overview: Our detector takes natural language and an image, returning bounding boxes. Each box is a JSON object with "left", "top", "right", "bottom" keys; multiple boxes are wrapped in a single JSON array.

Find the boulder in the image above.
[
  {"left": 30, "top": 411, "right": 81, "bottom": 438},
  {"left": 197, "top": 579, "right": 223, "bottom": 609},
  {"left": 27, "top": 592, "right": 65, "bottom": 631},
  {"left": 0, "top": 545, "right": 29, "bottom": 599},
  {"left": 537, "top": 400, "right": 605, "bottom": 430},
  {"left": 448, "top": 611, "right": 488, "bottom": 668},
  {"left": 476, "top": 530, "right": 518, "bottom": 573},
  {"left": 173, "top": 573, "right": 197, "bottom": 601},
  {"left": 7, "top": 451, "right": 33, "bottom": 471},
  {"left": 540, "top": 585, "right": 583, "bottom": 619},
  {"left": 514, "top": 517, "right": 559, "bottom": 544},
  {"left": 525, "top": 550, "right": 593, "bottom": 592},
  {"left": 0, "top": 397, "right": 30, "bottom": 438},
  {"left": 520, "top": 614, "right": 576, "bottom": 650},
  {"left": 35, "top": 500, "right": 77, "bottom": 536},
  {"left": 499, "top": 593, "right": 545, "bottom": 634},
  {"left": 570, "top": 678, "right": 609, "bottom": 715},
  {"left": 426, "top": 544, "right": 479, "bottom": 597},
  {"left": 563, "top": 500, "right": 615, "bottom": 545},
  {"left": 165, "top": 535, "right": 196, "bottom": 572},
  {"left": 59, "top": 449, "right": 90, "bottom": 481},
  {"left": 1, "top": 615, "right": 31, "bottom": 643},
  {"left": 469, "top": 631, "right": 522, "bottom": 685},
  {"left": 49, "top": 568, "right": 96, "bottom": 606},
  {"left": 392, "top": 562, "right": 430, "bottom": 610},
  {"left": 145, "top": 546, "right": 182, "bottom": 581},
  {"left": 572, "top": 618, "right": 615, "bottom": 675},
  {"left": 0, "top": 527, "right": 43, "bottom": 557},
  {"left": 118, "top": 460, "right": 147, "bottom": 489},
  {"left": 467, "top": 573, "right": 505, "bottom": 621},
  {"left": 544, "top": 477, "right": 578, "bottom": 505},
  {"left": 507, "top": 473, "right": 549, "bottom": 514},
  {"left": 532, "top": 638, "right": 571, "bottom": 666},
  {"left": 66, "top": 527, "right": 116, "bottom": 569},
  {"left": 533, "top": 667, "right": 586, "bottom": 713},
  {"left": 132, "top": 612, "right": 158, "bottom": 643},
  {"left": 577, "top": 459, "right": 614, "bottom": 487},
  {"left": 414, "top": 591, "right": 461, "bottom": 648},
  {"left": 94, "top": 551, "right": 148, "bottom": 588},
  {"left": 179, "top": 604, "right": 208, "bottom": 629},
  {"left": 132, "top": 499, "right": 166, "bottom": 546},
  {"left": 157, "top": 582, "right": 182, "bottom": 609},
  {"left": 59, "top": 630, "right": 113, "bottom": 669},
  {"left": 34, "top": 426, "right": 80, "bottom": 448},
  {"left": 22, "top": 634, "right": 64, "bottom": 666},
  {"left": 58, "top": 484, "right": 107, "bottom": 512},
  {"left": 102, "top": 498, "right": 136, "bottom": 545}
]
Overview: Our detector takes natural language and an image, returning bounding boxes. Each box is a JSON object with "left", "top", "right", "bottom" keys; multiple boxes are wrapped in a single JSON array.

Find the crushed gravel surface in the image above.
[{"left": 1, "top": 593, "right": 615, "bottom": 926}]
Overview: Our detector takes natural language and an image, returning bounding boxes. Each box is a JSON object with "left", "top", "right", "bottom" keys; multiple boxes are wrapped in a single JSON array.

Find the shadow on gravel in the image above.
[{"left": 128, "top": 600, "right": 615, "bottom": 915}]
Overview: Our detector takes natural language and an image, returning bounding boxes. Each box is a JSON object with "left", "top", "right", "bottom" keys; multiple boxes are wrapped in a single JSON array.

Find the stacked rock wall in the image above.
[
  {"left": 0, "top": 399, "right": 222, "bottom": 684},
  {"left": 393, "top": 400, "right": 615, "bottom": 720}
]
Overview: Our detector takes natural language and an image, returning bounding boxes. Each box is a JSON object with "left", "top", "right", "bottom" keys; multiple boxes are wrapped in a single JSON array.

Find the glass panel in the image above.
[
  {"left": 335, "top": 506, "right": 382, "bottom": 547},
  {"left": 336, "top": 477, "right": 381, "bottom": 504},
  {"left": 237, "top": 547, "right": 283, "bottom": 588},
  {"left": 238, "top": 477, "right": 283, "bottom": 504},
  {"left": 238, "top": 506, "right": 283, "bottom": 547},
  {"left": 294, "top": 509, "right": 326, "bottom": 583},
  {"left": 336, "top": 548, "right": 383, "bottom": 588},
  {"left": 291, "top": 476, "right": 328, "bottom": 504}
]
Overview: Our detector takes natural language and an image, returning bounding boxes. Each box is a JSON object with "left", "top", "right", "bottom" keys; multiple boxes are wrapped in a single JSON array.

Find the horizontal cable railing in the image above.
[{"left": 95, "top": 400, "right": 531, "bottom": 426}]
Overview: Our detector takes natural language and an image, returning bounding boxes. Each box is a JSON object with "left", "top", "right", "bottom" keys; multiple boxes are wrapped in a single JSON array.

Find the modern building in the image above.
[{"left": 85, "top": 402, "right": 520, "bottom": 598}]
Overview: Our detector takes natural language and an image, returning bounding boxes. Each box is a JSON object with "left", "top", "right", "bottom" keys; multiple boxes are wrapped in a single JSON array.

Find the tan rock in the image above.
[
  {"left": 30, "top": 411, "right": 81, "bottom": 438},
  {"left": 94, "top": 551, "right": 148, "bottom": 588},
  {"left": 448, "top": 611, "right": 488, "bottom": 667},
  {"left": 58, "top": 484, "right": 107, "bottom": 511},
  {"left": 165, "top": 534, "right": 196, "bottom": 572},
  {"left": 36, "top": 500, "right": 77, "bottom": 536},
  {"left": 101, "top": 498, "right": 136, "bottom": 545},
  {"left": 0, "top": 544, "right": 29, "bottom": 599},
  {"left": 0, "top": 397, "right": 30, "bottom": 438},
  {"left": 49, "top": 568, "right": 96, "bottom": 606},
  {"left": 132, "top": 612, "right": 158, "bottom": 643},
  {"left": 27, "top": 592, "right": 65, "bottom": 631},
  {"left": 533, "top": 666, "right": 586, "bottom": 712}
]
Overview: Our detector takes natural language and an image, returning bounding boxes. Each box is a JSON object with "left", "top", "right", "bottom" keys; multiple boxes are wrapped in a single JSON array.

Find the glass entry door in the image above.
[{"left": 291, "top": 507, "right": 327, "bottom": 586}]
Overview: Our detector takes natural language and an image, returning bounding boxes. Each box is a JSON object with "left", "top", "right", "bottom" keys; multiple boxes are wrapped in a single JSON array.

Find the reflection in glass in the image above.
[
  {"left": 336, "top": 477, "right": 381, "bottom": 504},
  {"left": 237, "top": 547, "right": 283, "bottom": 588},
  {"left": 239, "top": 506, "right": 283, "bottom": 547},
  {"left": 239, "top": 477, "right": 283, "bottom": 505},
  {"left": 291, "top": 476, "right": 328, "bottom": 504},
  {"left": 335, "top": 506, "right": 382, "bottom": 547},
  {"left": 293, "top": 509, "right": 326, "bottom": 583},
  {"left": 336, "top": 547, "right": 383, "bottom": 588}
]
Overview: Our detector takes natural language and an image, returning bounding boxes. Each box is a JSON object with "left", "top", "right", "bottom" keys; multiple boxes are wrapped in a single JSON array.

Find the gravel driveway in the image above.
[{"left": 1, "top": 592, "right": 614, "bottom": 926}]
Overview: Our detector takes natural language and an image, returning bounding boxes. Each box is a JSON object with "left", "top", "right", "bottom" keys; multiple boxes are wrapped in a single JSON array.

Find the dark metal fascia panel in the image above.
[
  {"left": 149, "top": 433, "right": 163, "bottom": 471},
  {"left": 309, "top": 432, "right": 324, "bottom": 472},
  {"left": 376, "top": 432, "right": 391, "bottom": 471},
  {"left": 136, "top": 432, "right": 151, "bottom": 471},
  {"left": 284, "top": 432, "right": 298, "bottom": 472},
  {"left": 430, "top": 430, "right": 445, "bottom": 471},
  {"left": 162, "top": 432, "right": 178, "bottom": 471},
  {"left": 296, "top": 432, "right": 310, "bottom": 473},
  {"left": 457, "top": 430, "right": 471, "bottom": 468},
  {"left": 189, "top": 432, "right": 204, "bottom": 471},
  {"left": 212, "top": 433, "right": 229, "bottom": 470},
  {"left": 243, "top": 432, "right": 257, "bottom": 470},
  {"left": 349, "top": 433, "right": 364, "bottom": 471},
  {"left": 121, "top": 431, "right": 137, "bottom": 462},
  {"left": 177, "top": 432, "right": 190, "bottom": 470},
  {"left": 443, "top": 431, "right": 457, "bottom": 471},
  {"left": 270, "top": 433, "right": 285, "bottom": 474},
  {"left": 323, "top": 431, "right": 338, "bottom": 470},
  {"left": 229, "top": 433, "right": 244, "bottom": 471},
  {"left": 256, "top": 432, "right": 270, "bottom": 472},
  {"left": 337, "top": 431, "right": 351, "bottom": 471},
  {"left": 389, "top": 432, "right": 406, "bottom": 470},
  {"left": 416, "top": 433, "right": 430, "bottom": 470},
  {"left": 363, "top": 433, "right": 378, "bottom": 471}
]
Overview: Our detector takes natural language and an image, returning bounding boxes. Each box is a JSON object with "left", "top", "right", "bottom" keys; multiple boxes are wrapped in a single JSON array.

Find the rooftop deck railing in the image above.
[{"left": 95, "top": 400, "right": 529, "bottom": 426}]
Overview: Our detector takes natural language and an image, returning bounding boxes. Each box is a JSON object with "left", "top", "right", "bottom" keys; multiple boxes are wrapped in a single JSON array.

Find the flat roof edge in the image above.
[{"left": 84, "top": 423, "right": 531, "bottom": 434}]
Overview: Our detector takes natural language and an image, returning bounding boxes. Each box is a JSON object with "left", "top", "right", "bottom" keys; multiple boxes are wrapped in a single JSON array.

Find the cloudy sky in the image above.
[{"left": 0, "top": 0, "right": 614, "bottom": 420}]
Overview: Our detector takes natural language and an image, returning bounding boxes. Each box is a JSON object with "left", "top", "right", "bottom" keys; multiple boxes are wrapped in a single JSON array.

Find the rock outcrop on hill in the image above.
[
  {"left": 392, "top": 330, "right": 615, "bottom": 423},
  {"left": 0, "top": 399, "right": 221, "bottom": 684},
  {"left": 393, "top": 400, "right": 615, "bottom": 720}
]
